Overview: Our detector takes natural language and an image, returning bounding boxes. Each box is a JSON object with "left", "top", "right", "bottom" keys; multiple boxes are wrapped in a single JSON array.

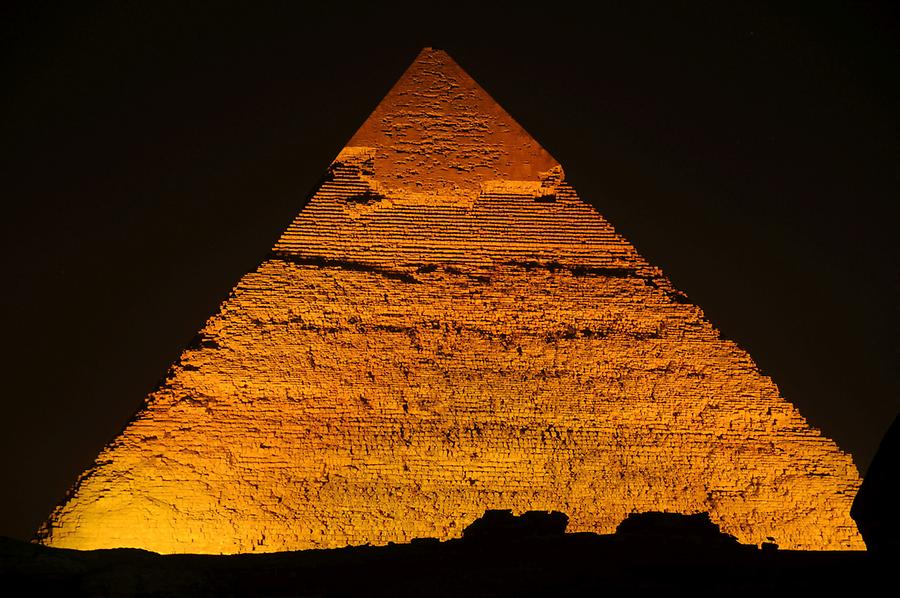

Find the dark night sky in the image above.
[{"left": 2, "top": 2, "right": 899, "bottom": 541}]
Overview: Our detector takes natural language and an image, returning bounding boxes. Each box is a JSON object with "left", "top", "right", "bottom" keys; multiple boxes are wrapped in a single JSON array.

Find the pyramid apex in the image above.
[
  {"left": 346, "top": 48, "right": 561, "bottom": 196},
  {"left": 409, "top": 46, "right": 458, "bottom": 65}
]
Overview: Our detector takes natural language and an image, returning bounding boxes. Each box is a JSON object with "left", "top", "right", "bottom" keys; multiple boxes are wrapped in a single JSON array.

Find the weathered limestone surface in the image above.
[{"left": 37, "top": 48, "right": 864, "bottom": 554}]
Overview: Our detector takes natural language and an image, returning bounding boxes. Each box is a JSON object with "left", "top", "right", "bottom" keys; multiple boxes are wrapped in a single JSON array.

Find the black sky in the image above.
[{"left": 2, "top": 2, "right": 899, "bottom": 541}]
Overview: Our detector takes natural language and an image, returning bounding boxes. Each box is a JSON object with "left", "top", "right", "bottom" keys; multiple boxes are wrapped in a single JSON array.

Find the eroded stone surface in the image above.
[
  {"left": 347, "top": 49, "right": 558, "bottom": 198},
  {"left": 37, "top": 48, "right": 864, "bottom": 554}
]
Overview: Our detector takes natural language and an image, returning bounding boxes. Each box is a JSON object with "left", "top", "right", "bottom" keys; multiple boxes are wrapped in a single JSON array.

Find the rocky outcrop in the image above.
[
  {"left": 37, "top": 48, "right": 863, "bottom": 554},
  {"left": 615, "top": 512, "right": 741, "bottom": 548},
  {"left": 462, "top": 510, "right": 568, "bottom": 541}
]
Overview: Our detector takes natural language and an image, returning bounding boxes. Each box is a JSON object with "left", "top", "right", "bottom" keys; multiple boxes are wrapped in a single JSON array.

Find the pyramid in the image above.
[{"left": 37, "top": 49, "right": 864, "bottom": 553}]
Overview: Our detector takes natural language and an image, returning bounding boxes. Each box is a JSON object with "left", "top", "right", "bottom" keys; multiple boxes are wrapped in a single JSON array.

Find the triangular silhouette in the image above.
[
  {"left": 37, "top": 48, "right": 864, "bottom": 554},
  {"left": 347, "top": 48, "right": 559, "bottom": 197}
]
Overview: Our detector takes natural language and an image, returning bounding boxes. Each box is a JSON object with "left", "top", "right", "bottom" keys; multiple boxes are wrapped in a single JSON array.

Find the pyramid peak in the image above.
[{"left": 346, "top": 48, "right": 560, "bottom": 197}]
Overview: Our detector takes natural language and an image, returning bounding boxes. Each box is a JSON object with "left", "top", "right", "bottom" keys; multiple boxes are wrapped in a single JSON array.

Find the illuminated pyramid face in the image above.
[{"left": 38, "top": 49, "right": 864, "bottom": 553}]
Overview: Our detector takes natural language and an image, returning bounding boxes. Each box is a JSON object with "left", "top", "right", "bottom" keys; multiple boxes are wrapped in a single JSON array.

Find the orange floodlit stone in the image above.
[{"left": 36, "top": 48, "right": 864, "bottom": 554}]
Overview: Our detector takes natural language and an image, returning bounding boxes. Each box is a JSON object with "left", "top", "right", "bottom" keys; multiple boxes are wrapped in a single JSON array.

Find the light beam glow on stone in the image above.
[{"left": 36, "top": 48, "right": 864, "bottom": 554}]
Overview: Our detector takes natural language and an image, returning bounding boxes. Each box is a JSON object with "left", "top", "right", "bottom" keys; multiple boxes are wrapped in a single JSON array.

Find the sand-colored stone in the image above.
[{"left": 37, "top": 49, "right": 864, "bottom": 554}]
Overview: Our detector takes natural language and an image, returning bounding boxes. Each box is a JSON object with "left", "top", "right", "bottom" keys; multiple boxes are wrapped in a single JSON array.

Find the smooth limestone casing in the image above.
[{"left": 37, "top": 49, "right": 864, "bottom": 553}]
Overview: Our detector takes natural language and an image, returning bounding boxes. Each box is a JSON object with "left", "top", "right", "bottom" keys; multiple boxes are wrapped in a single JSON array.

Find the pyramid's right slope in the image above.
[{"left": 40, "top": 48, "right": 863, "bottom": 553}]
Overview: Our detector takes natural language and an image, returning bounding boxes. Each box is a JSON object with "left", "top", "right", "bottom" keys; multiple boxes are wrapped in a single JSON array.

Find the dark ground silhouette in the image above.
[
  {"left": 0, "top": 511, "right": 889, "bottom": 597},
  {"left": 853, "top": 412, "right": 900, "bottom": 555}
]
